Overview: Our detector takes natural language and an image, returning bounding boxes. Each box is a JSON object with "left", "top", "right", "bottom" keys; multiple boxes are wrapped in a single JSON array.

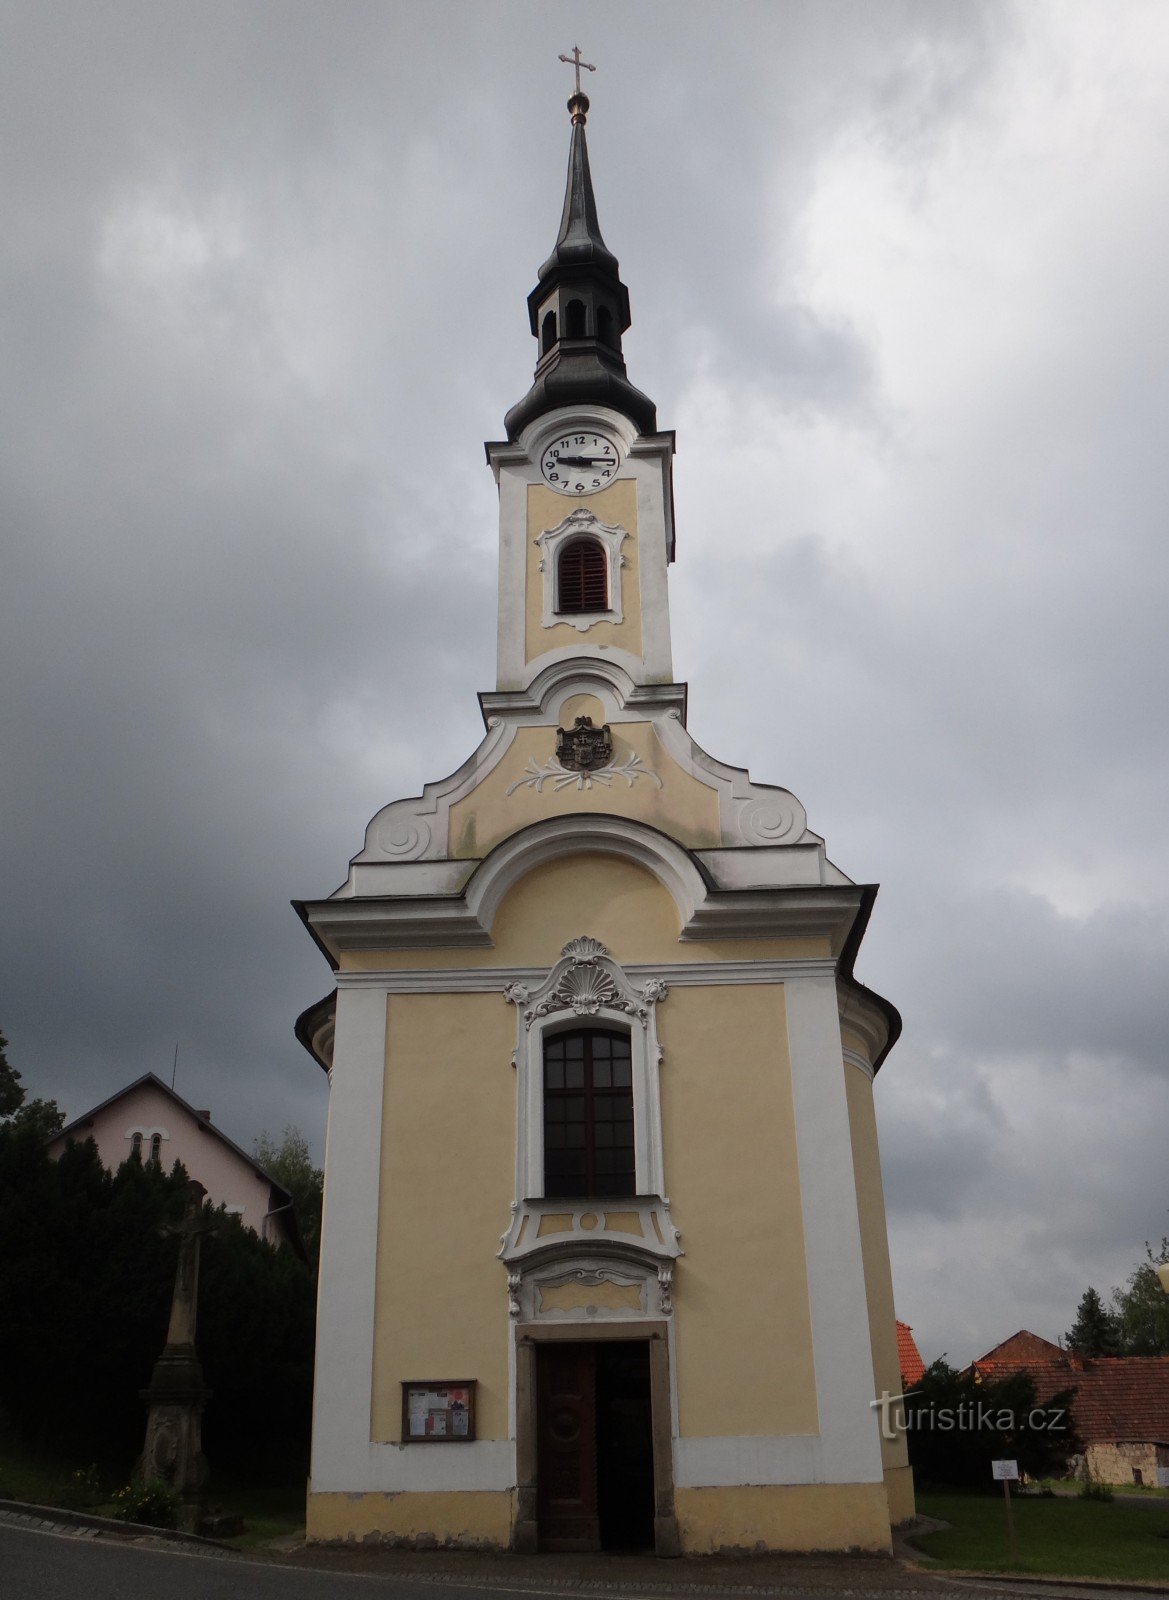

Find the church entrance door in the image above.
[{"left": 536, "top": 1340, "right": 654, "bottom": 1552}]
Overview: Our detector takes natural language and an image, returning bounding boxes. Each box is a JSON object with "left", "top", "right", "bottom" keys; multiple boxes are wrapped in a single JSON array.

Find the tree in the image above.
[
  {"left": 1111, "top": 1240, "right": 1169, "bottom": 1356},
  {"left": 904, "top": 1359, "right": 1080, "bottom": 1488},
  {"left": 0, "top": 1032, "right": 21, "bottom": 1117},
  {"left": 254, "top": 1125, "right": 323, "bottom": 1273},
  {"left": 0, "top": 1030, "right": 63, "bottom": 1136},
  {"left": 1066, "top": 1286, "right": 1122, "bottom": 1356},
  {"left": 0, "top": 1124, "right": 316, "bottom": 1479}
]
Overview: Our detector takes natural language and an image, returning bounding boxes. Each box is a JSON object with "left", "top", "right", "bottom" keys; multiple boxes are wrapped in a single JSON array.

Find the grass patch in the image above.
[
  {"left": 0, "top": 1435, "right": 304, "bottom": 1545},
  {"left": 204, "top": 1476, "right": 305, "bottom": 1549},
  {"left": 0, "top": 1437, "right": 115, "bottom": 1511},
  {"left": 912, "top": 1489, "right": 1169, "bottom": 1581}
]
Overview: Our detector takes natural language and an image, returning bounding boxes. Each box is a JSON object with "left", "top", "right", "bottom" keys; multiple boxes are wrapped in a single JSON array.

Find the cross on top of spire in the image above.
[{"left": 558, "top": 44, "right": 595, "bottom": 122}]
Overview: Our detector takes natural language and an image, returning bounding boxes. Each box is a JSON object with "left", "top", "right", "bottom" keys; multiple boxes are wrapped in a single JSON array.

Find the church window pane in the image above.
[
  {"left": 543, "top": 1029, "right": 635, "bottom": 1198},
  {"left": 557, "top": 538, "right": 608, "bottom": 615},
  {"left": 130, "top": 1131, "right": 142, "bottom": 1158},
  {"left": 149, "top": 1132, "right": 162, "bottom": 1164}
]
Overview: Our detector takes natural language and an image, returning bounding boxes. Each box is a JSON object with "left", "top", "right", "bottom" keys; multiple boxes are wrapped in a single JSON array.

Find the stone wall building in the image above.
[{"left": 972, "top": 1331, "right": 1169, "bottom": 1486}]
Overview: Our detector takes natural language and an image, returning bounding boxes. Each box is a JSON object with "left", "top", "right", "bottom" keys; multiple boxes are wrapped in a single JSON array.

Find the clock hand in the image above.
[{"left": 554, "top": 455, "right": 614, "bottom": 468}]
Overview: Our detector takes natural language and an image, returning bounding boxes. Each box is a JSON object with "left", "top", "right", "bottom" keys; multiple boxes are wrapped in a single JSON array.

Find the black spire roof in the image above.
[{"left": 504, "top": 92, "right": 657, "bottom": 441}]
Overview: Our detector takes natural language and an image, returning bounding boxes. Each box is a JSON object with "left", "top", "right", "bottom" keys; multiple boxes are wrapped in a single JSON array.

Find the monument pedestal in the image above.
[
  {"left": 138, "top": 1345, "right": 211, "bottom": 1532},
  {"left": 136, "top": 1181, "right": 214, "bottom": 1533}
]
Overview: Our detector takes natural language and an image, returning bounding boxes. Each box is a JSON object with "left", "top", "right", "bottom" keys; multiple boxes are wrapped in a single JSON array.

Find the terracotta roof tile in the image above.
[
  {"left": 897, "top": 1320, "right": 927, "bottom": 1386},
  {"left": 971, "top": 1332, "right": 1169, "bottom": 1444}
]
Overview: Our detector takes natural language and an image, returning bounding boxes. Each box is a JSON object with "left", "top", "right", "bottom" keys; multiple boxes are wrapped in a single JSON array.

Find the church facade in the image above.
[{"left": 295, "top": 82, "right": 911, "bottom": 1555}]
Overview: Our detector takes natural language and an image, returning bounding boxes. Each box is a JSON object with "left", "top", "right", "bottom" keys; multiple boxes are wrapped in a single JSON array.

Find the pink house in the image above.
[{"left": 47, "top": 1073, "right": 303, "bottom": 1256}]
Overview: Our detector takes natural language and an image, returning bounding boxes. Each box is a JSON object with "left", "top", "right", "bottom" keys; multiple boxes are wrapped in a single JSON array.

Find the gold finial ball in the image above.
[{"left": 568, "top": 91, "right": 589, "bottom": 125}]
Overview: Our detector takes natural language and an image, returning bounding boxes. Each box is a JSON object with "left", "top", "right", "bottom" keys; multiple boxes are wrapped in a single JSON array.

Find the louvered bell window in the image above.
[{"left": 557, "top": 537, "right": 608, "bottom": 615}]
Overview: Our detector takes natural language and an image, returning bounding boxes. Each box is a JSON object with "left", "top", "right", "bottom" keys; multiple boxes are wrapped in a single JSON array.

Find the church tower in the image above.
[{"left": 295, "top": 69, "right": 911, "bottom": 1555}]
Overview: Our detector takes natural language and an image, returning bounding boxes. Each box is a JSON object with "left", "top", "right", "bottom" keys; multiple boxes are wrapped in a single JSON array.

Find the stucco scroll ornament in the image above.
[
  {"left": 506, "top": 1270, "right": 522, "bottom": 1318},
  {"left": 505, "top": 936, "right": 668, "bottom": 1031},
  {"left": 657, "top": 1264, "right": 674, "bottom": 1316},
  {"left": 505, "top": 747, "right": 661, "bottom": 796}
]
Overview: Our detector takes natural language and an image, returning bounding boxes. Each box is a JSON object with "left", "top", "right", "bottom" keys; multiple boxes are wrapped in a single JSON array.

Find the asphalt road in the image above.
[
  {"left": 5, "top": 1518, "right": 1166, "bottom": 1600},
  {"left": 0, "top": 1519, "right": 982, "bottom": 1600},
  {"left": 1, "top": 1522, "right": 509, "bottom": 1600},
  {"left": 3, "top": 1520, "right": 702, "bottom": 1600}
]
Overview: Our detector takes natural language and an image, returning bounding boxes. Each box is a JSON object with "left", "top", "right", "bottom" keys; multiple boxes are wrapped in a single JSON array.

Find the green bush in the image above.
[
  {"left": 1079, "top": 1477, "right": 1114, "bottom": 1502},
  {"left": 110, "top": 1479, "right": 180, "bottom": 1528},
  {"left": 61, "top": 1463, "right": 103, "bottom": 1509}
]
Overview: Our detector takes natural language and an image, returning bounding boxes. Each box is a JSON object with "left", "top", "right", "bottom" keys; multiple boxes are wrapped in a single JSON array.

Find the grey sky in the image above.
[{"left": 3, "top": 0, "right": 1167, "bottom": 1364}]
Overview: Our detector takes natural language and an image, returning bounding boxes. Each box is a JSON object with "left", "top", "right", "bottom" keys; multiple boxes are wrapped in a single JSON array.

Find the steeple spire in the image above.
[{"left": 504, "top": 61, "right": 657, "bottom": 441}]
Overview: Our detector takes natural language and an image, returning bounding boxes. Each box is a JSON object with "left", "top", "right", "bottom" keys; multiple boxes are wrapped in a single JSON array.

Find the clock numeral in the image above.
[{"left": 549, "top": 472, "right": 559, "bottom": 482}]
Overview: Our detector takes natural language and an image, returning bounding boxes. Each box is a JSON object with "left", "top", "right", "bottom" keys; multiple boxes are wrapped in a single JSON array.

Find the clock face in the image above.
[{"left": 539, "top": 430, "right": 621, "bottom": 495}]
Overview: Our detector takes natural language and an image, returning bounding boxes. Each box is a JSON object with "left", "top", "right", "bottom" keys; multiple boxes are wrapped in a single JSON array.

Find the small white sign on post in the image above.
[{"left": 992, "top": 1459, "right": 1020, "bottom": 1481}]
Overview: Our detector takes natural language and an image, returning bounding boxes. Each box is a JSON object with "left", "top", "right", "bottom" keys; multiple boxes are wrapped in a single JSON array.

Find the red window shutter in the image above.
[{"left": 557, "top": 538, "right": 608, "bottom": 614}]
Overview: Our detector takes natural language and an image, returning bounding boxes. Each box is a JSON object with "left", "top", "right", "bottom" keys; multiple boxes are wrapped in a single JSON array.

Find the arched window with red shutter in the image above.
[{"left": 556, "top": 537, "right": 608, "bottom": 615}]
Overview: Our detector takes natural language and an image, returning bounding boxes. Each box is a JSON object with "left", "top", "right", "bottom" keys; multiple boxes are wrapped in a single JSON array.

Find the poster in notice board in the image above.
[{"left": 402, "top": 1381, "right": 476, "bottom": 1442}]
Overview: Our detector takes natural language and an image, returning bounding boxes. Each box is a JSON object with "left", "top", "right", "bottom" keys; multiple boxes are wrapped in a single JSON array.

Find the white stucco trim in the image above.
[
  {"left": 516, "top": 407, "right": 643, "bottom": 465},
  {"left": 534, "top": 509, "right": 627, "bottom": 631},
  {"left": 503, "top": 937, "right": 669, "bottom": 1203},
  {"left": 630, "top": 442, "right": 673, "bottom": 677},
  {"left": 465, "top": 815, "right": 708, "bottom": 936},
  {"left": 842, "top": 1048, "right": 875, "bottom": 1081},
  {"left": 674, "top": 1435, "right": 855, "bottom": 1488},
  {"left": 495, "top": 463, "right": 528, "bottom": 691},
  {"left": 309, "top": 986, "right": 389, "bottom": 1492},
  {"left": 783, "top": 976, "right": 886, "bottom": 1484},
  {"left": 334, "top": 959, "right": 837, "bottom": 993},
  {"left": 517, "top": 642, "right": 651, "bottom": 693},
  {"left": 315, "top": 1440, "right": 516, "bottom": 1495}
]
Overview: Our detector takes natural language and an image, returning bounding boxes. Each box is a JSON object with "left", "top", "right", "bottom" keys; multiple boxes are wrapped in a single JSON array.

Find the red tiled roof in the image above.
[
  {"left": 974, "top": 1329, "right": 1067, "bottom": 1370},
  {"left": 897, "top": 1320, "right": 926, "bottom": 1386},
  {"left": 971, "top": 1330, "right": 1169, "bottom": 1445}
]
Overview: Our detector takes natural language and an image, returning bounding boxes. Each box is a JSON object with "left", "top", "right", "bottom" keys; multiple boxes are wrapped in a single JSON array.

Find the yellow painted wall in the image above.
[
  {"left": 675, "top": 1483, "right": 892, "bottom": 1554},
  {"left": 661, "top": 984, "right": 818, "bottom": 1437},
  {"left": 307, "top": 1490, "right": 513, "bottom": 1547},
  {"left": 525, "top": 479, "right": 641, "bottom": 665},
  {"left": 844, "top": 1062, "right": 913, "bottom": 1501},
  {"left": 884, "top": 1462, "right": 916, "bottom": 1526},
  {"left": 371, "top": 993, "right": 516, "bottom": 1442},
  {"left": 448, "top": 720, "right": 721, "bottom": 859}
]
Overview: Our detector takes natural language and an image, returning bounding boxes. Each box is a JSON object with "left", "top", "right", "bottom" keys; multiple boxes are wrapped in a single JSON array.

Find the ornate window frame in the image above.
[
  {"left": 535, "top": 510, "right": 627, "bottom": 632},
  {"left": 505, "top": 936, "right": 667, "bottom": 1202}
]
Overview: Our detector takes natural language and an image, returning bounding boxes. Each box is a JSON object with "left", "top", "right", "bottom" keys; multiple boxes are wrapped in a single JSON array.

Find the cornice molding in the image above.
[
  {"left": 837, "top": 981, "right": 894, "bottom": 1066},
  {"left": 333, "top": 957, "right": 838, "bottom": 992},
  {"left": 842, "top": 1048, "right": 875, "bottom": 1081},
  {"left": 301, "top": 815, "right": 868, "bottom": 957}
]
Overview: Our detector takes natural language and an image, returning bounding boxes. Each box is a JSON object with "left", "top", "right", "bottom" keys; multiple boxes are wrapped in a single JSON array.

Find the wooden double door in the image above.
[{"left": 536, "top": 1340, "right": 655, "bottom": 1551}]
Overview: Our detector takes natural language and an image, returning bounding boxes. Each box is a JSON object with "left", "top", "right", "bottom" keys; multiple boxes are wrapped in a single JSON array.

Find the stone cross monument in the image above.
[{"left": 138, "top": 1178, "right": 215, "bottom": 1532}]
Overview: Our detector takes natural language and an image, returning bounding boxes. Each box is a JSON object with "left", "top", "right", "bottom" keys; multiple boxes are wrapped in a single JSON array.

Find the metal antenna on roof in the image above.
[{"left": 171, "top": 1043, "right": 179, "bottom": 1091}]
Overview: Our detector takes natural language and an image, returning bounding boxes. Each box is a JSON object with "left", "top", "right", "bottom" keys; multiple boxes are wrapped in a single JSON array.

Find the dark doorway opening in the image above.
[
  {"left": 596, "top": 1341, "right": 654, "bottom": 1549},
  {"left": 536, "top": 1340, "right": 654, "bottom": 1552}
]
